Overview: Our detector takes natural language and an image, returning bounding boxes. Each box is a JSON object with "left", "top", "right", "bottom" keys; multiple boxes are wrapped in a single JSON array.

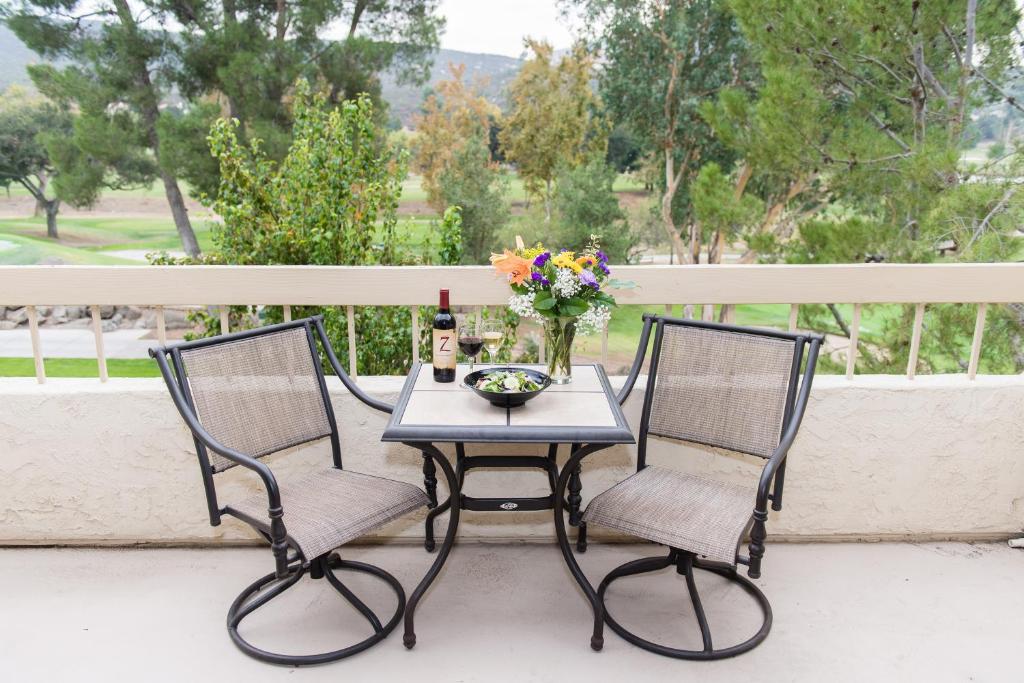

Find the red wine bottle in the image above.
[{"left": 432, "top": 289, "right": 456, "bottom": 382}]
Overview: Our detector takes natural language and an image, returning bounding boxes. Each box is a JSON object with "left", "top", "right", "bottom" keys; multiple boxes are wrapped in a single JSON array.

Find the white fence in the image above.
[{"left": 2, "top": 263, "right": 1022, "bottom": 382}]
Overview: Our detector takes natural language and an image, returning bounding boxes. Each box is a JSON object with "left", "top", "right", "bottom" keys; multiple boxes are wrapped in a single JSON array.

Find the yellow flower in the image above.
[
  {"left": 520, "top": 243, "right": 547, "bottom": 260},
  {"left": 552, "top": 252, "right": 582, "bottom": 273}
]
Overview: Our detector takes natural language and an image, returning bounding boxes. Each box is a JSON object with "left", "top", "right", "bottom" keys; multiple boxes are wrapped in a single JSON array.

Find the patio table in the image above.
[{"left": 381, "top": 362, "right": 635, "bottom": 648}]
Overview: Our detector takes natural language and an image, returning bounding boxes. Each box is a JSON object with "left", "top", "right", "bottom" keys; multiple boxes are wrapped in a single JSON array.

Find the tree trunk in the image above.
[
  {"left": 44, "top": 198, "right": 60, "bottom": 239},
  {"left": 161, "top": 171, "right": 200, "bottom": 257},
  {"left": 33, "top": 172, "right": 49, "bottom": 218},
  {"left": 661, "top": 150, "right": 689, "bottom": 261},
  {"left": 114, "top": 0, "right": 202, "bottom": 258}
]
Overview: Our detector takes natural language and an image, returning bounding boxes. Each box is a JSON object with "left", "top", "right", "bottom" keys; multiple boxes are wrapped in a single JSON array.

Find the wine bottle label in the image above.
[{"left": 432, "top": 329, "right": 456, "bottom": 369}]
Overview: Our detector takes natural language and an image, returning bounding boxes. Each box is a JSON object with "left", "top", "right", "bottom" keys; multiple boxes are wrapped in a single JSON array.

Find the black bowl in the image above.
[{"left": 464, "top": 367, "right": 552, "bottom": 408}]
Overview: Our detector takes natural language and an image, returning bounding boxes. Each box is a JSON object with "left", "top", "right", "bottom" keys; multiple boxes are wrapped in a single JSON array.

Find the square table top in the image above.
[{"left": 381, "top": 363, "right": 635, "bottom": 445}]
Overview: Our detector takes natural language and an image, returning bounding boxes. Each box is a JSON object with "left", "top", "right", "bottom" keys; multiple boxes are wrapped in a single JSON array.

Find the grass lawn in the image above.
[
  {"left": 0, "top": 357, "right": 160, "bottom": 378},
  {"left": 0, "top": 216, "right": 215, "bottom": 264}
]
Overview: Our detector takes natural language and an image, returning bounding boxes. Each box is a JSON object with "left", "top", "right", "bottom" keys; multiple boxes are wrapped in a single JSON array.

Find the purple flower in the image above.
[
  {"left": 533, "top": 252, "right": 551, "bottom": 267},
  {"left": 598, "top": 262, "right": 610, "bottom": 275},
  {"left": 578, "top": 269, "right": 600, "bottom": 290},
  {"left": 596, "top": 250, "right": 608, "bottom": 263},
  {"left": 531, "top": 271, "right": 550, "bottom": 286}
]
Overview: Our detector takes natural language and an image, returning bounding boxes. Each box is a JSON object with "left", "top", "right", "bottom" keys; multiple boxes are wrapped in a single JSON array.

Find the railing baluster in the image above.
[
  {"left": 346, "top": 305, "right": 357, "bottom": 379},
  {"left": 27, "top": 305, "right": 45, "bottom": 384},
  {"left": 906, "top": 303, "right": 925, "bottom": 380},
  {"left": 788, "top": 304, "right": 799, "bottom": 332},
  {"left": 601, "top": 321, "right": 609, "bottom": 367},
  {"left": 475, "top": 305, "right": 482, "bottom": 329},
  {"left": 664, "top": 303, "right": 672, "bottom": 316},
  {"left": 702, "top": 304, "right": 714, "bottom": 321},
  {"left": 283, "top": 304, "right": 292, "bottom": 322},
  {"left": 90, "top": 305, "right": 108, "bottom": 383},
  {"left": 968, "top": 303, "right": 987, "bottom": 380},
  {"left": 219, "top": 306, "right": 229, "bottom": 335},
  {"left": 156, "top": 306, "right": 167, "bottom": 347},
  {"left": 845, "top": 304, "right": 862, "bottom": 380},
  {"left": 411, "top": 305, "right": 420, "bottom": 363}
]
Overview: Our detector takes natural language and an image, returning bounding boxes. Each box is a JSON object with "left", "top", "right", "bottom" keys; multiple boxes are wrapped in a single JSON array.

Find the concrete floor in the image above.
[{"left": 1, "top": 542, "right": 1020, "bottom": 682}]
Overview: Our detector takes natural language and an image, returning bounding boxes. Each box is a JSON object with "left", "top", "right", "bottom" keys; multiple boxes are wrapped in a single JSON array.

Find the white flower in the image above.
[
  {"left": 552, "top": 268, "right": 582, "bottom": 299},
  {"left": 508, "top": 293, "right": 544, "bottom": 323},
  {"left": 575, "top": 303, "right": 613, "bottom": 336}
]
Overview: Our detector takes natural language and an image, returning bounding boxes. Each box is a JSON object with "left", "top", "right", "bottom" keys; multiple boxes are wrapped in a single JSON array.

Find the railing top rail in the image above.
[{"left": 1, "top": 263, "right": 1022, "bottom": 306}]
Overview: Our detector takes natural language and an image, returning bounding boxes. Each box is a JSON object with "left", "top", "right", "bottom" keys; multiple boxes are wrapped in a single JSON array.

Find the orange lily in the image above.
[{"left": 491, "top": 249, "right": 533, "bottom": 286}]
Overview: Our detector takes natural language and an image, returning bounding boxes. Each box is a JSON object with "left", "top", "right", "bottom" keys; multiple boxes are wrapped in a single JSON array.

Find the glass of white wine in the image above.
[{"left": 481, "top": 320, "right": 504, "bottom": 367}]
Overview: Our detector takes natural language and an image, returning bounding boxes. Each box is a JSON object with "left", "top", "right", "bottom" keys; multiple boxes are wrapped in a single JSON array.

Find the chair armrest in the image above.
[
  {"left": 314, "top": 317, "right": 394, "bottom": 415},
  {"left": 616, "top": 314, "right": 655, "bottom": 406}
]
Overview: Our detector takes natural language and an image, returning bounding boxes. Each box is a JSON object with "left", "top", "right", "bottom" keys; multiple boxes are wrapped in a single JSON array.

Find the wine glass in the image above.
[
  {"left": 481, "top": 320, "right": 504, "bottom": 367},
  {"left": 458, "top": 317, "right": 483, "bottom": 374}
]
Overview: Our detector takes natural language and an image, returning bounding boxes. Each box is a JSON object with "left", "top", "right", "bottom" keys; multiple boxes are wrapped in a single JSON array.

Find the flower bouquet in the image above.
[{"left": 490, "top": 236, "right": 626, "bottom": 384}]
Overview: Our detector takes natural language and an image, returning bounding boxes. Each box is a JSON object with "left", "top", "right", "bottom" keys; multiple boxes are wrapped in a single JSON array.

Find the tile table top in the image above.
[{"left": 381, "top": 363, "right": 634, "bottom": 445}]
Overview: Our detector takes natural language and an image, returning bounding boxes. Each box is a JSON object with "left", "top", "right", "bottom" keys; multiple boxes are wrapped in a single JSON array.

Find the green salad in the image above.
[{"left": 474, "top": 370, "right": 542, "bottom": 393}]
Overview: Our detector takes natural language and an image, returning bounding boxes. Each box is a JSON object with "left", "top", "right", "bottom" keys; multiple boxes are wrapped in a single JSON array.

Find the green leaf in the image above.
[
  {"left": 559, "top": 297, "right": 589, "bottom": 316},
  {"left": 534, "top": 290, "right": 557, "bottom": 310},
  {"left": 607, "top": 278, "right": 637, "bottom": 290}
]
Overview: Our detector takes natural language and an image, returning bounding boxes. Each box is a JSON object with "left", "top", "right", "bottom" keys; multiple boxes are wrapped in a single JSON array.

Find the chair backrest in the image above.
[
  {"left": 639, "top": 318, "right": 808, "bottom": 466},
  {"left": 175, "top": 323, "right": 335, "bottom": 473}
]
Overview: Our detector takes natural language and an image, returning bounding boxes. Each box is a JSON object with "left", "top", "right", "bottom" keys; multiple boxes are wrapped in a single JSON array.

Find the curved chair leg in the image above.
[
  {"left": 597, "top": 550, "right": 773, "bottom": 660},
  {"left": 226, "top": 554, "right": 405, "bottom": 666}
]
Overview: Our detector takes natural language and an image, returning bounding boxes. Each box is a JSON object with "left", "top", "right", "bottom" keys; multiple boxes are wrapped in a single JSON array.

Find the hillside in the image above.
[{"left": 0, "top": 25, "right": 520, "bottom": 127}]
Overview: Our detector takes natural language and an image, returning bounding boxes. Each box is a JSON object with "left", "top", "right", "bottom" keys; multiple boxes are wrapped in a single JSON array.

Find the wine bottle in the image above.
[{"left": 432, "top": 288, "right": 456, "bottom": 382}]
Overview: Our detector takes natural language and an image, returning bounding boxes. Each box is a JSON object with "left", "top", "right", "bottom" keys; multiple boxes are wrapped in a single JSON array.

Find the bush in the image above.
[
  {"left": 551, "top": 158, "right": 637, "bottom": 262},
  {"left": 174, "top": 80, "right": 425, "bottom": 374}
]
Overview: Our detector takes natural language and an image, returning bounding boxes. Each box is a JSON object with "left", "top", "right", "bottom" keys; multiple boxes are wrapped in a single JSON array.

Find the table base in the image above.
[{"left": 422, "top": 443, "right": 588, "bottom": 552}]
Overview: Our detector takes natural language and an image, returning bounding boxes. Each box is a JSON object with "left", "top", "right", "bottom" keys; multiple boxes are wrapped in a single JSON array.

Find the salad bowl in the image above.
[{"left": 464, "top": 367, "right": 551, "bottom": 408}]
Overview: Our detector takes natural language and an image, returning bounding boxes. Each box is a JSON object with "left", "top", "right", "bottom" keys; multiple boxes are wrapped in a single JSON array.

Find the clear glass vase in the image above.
[{"left": 544, "top": 317, "right": 576, "bottom": 384}]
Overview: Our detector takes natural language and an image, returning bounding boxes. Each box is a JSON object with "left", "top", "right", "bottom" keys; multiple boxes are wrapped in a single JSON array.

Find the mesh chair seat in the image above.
[
  {"left": 583, "top": 466, "right": 755, "bottom": 565},
  {"left": 232, "top": 468, "right": 429, "bottom": 561}
]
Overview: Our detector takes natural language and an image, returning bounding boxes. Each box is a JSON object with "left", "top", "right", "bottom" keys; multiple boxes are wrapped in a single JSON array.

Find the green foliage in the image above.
[
  {"left": 161, "top": 0, "right": 443, "bottom": 192},
  {"left": 691, "top": 162, "right": 763, "bottom": 246},
  {"left": 435, "top": 205, "right": 464, "bottom": 266},
  {"left": 195, "top": 81, "right": 422, "bottom": 374},
  {"left": 500, "top": 40, "right": 603, "bottom": 219},
  {"left": 551, "top": 157, "right": 636, "bottom": 262},
  {"left": 437, "top": 135, "right": 510, "bottom": 264}
]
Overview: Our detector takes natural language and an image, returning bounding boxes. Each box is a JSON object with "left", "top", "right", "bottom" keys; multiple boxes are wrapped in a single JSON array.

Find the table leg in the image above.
[
  {"left": 421, "top": 451, "right": 438, "bottom": 551},
  {"left": 568, "top": 443, "right": 587, "bottom": 553},
  {"left": 404, "top": 442, "right": 460, "bottom": 649},
  {"left": 554, "top": 443, "right": 611, "bottom": 651}
]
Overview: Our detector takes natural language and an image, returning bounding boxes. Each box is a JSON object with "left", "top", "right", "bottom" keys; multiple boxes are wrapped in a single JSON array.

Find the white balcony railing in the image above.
[{"left": 2, "top": 263, "right": 1022, "bottom": 383}]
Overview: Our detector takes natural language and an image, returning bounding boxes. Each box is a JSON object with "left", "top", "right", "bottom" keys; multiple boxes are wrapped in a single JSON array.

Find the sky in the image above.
[{"left": 437, "top": 0, "right": 576, "bottom": 58}]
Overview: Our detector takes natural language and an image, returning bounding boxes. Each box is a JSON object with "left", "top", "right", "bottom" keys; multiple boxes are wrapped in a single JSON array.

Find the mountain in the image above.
[
  {"left": 0, "top": 24, "right": 50, "bottom": 91},
  {"left": 381, "top": 48, "right": 523, "bottom": 127},
  {"left": 0, "top": 25, "right": 521, "bottom": 127}
]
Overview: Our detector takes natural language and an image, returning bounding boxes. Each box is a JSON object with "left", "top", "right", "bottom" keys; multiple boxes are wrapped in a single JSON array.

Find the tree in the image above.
[
  {"left": 5, "top": 1, "right": 202, "bottom": 255},
  {"left": 437, "top": 133, "right": 510, "bottom": 264},
  {"left": 412, "top": 64, "right": 500, "bottom": 212},
  {"left": 551, "top": 157, "right": 636, "bottom": 262},
  {"left": 714, "top": 0, "right": 1024, "bottom": 372},
  {"left": 159, "top": 0, "right": 443, "bottom": 192},
  {"left": 500, "top": 39, "right": 602, "bottom": 220},
  {"left": 573, "top": 0, "right": 755, "bottom": 261},
  {"left": 0, "top": 87, "right": 72, "bottom": 238}
]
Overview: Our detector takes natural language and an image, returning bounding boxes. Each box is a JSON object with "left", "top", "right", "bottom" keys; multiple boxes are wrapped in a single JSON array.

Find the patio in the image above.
[
  {"left": 1, "top": 263, "right": 1022, "bottom": 678},
  {"left": 2, "top": 542, "right": 1019, "bottom": 681}
]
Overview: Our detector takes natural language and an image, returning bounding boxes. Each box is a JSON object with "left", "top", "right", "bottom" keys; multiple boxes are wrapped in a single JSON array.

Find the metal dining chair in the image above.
[
  {"left": 568, "top": 314, "right": 821, "bottom": 659},
  {"left": 150, "top": 315, "right": 434, "bottom": 665}
]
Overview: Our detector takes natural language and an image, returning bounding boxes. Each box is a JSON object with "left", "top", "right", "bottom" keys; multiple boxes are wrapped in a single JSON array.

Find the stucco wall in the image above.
[{"left": 2, "top": 374, "right": 1022, "bottom": 545}]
